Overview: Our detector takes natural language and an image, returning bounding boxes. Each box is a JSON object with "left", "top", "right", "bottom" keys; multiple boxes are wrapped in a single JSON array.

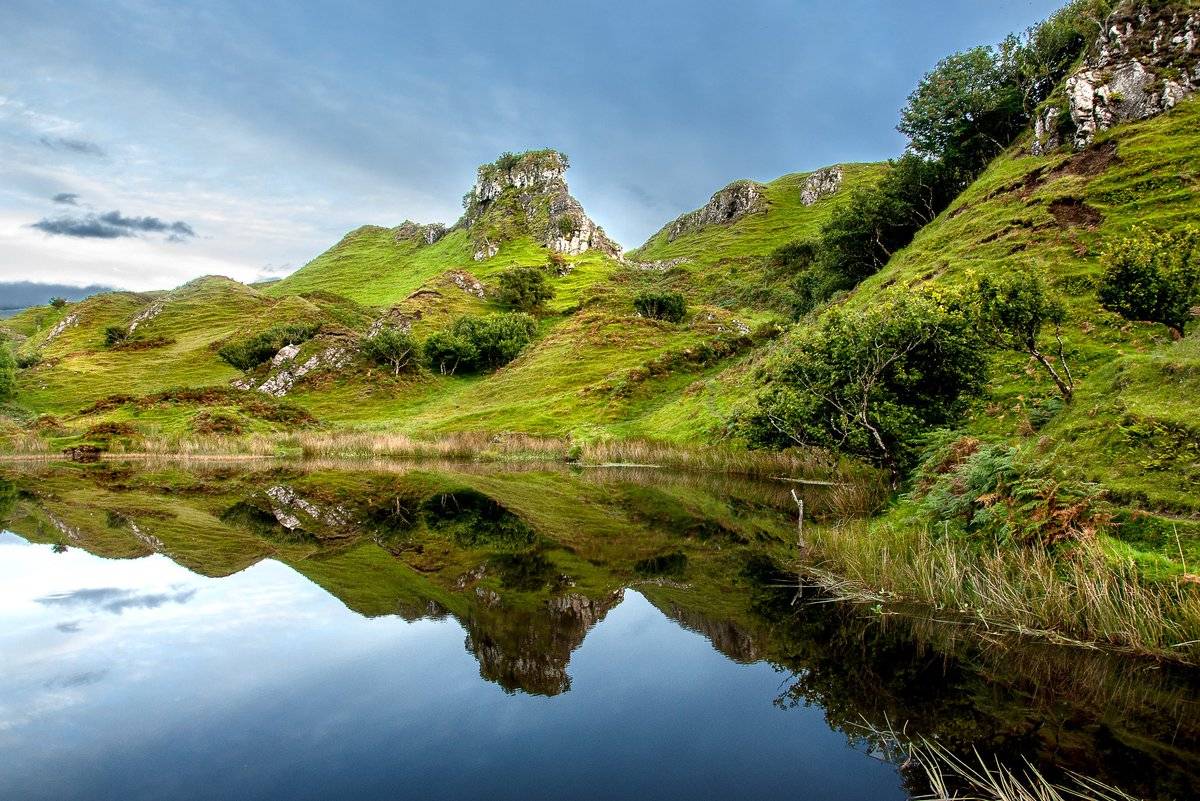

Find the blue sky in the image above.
[{"left": 0, "top": 0, "right": 1063, "bottom": 291}]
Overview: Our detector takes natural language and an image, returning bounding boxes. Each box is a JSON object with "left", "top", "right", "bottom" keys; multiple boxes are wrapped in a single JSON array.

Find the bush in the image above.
[
  {"left": 15, "top": 351, "right": 41, "bottom": 369},
  {"left": 424, "top": 313, "right": 537, "bottom": 375},
  {"left": 634, "top": 291, "right": 687, "bottom": 323},
  {"left": 744, "top": 291, "right": 988, "bottom": 474},
  {"left": 1099, "top": 227, "right": 1200, "bottom": 338},
  {"left": 362, "top": 327, "right": 418, "bottom": 375},
  {"left": 496, "top": 266, "right": 554, "bottom": 311},
  {"left": 49, "top": 297, "right": 67, "bottom": 309},
  {"left": 103, "top": 326, "right": 129, "bottom": 347},
  {"left": 0, "top": 342, "right": 15, "bottom": 399},
  {"left": 218, "top": 322, "right": 320, "bottom": 371}
]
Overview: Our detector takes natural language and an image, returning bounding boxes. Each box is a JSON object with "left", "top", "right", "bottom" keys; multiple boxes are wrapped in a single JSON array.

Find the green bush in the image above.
[
  {"left": 496, "top": 266, "right": 554, "bottom": 311},
  {"left": 103, "top": 325, "right": 129, "bottom": 347},
  {"left": 218, "top": 322, "right": 320, "bottom": 371},
  {"left": 743, "top": 291, "right": 988, "bottom": 474},
  {"left": 0, "top": 341, "right": 15, "bottom": 399},
  {"left": 975, "top": 271, "right": 1075, "bottom": 400},
  {"left": 15, "top": 351, "right": 41, "bottom": 369},
  {"left": 1099, "top": 227, "right": 1200, "bottom": 338},
  {"left": 424, "top": 313, "right": 537, "bottom": 375},
  {"left": 634, "top": 291, "right": 687, "bottom": 323},
  {"left": 362, "top": 327, "right": 418, "bottom": 375},
  {"left": 49, "top": 297, "right": 67, "bottom": 309}
]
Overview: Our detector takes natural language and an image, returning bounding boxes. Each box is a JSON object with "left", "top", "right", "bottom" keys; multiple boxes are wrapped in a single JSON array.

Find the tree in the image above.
[
  {"left": 423, "top": 313, "right": 537, "bottom": 375},
  {"left": 634, "top": 291, "right": 687, "bottom": 323},
  {"left": 496, "top": 266, "right": 554, "bottom": 311},
  {"left": 49, "top": 297, "right": 67, "bottom": 308},
  {"left": 976, "top": 271, "right": 1075, "bottom": 401},
  {"left": 1099, "top": 227, "right": 1200, "bottom": 339},
  {"left": 744, "top": 291, "right": 988, "bottom": 475},
  {"left": 0, "top": 340, "right": 15, "bottom": 400},
  {"left": 362, "top": 327, "right": 418, "bottom": 376},
  {"left": 898, "top": 46, "right": 1025, "bottom": 181}
]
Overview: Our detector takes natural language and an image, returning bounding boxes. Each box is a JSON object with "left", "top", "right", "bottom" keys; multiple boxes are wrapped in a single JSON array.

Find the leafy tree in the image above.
[
  {"left": 898, "top": 47, "right": 1025, "bottom": 181},
  {"left": 634, "top": 291, "right": 687, "bottom": 323},
  {"left": 0, "top": 341, "right": 15, "bottom": 400},
  {"left": 362, "top": 327, "right": 418, "bottom": 376},
  {"left": 423, "top": 331, "right": 477, "bottom": 375},
  {"left": 49, "top": 297, "right": 67, "bottom": 309},
  {"left": 744, "top": 291, "right": 988, "bottom": 475},
  {"left": 424, "top": 313, "right": 537, "bottom": 375},
  {"left": 1099, "top": 227, "right": 1200, "bottom": 338},
  {"left": 975, "top": 271, "right": 1075, "bottom": 401},
  {"left": 496, "top": 266, "right": 554, "bottom": 311}
]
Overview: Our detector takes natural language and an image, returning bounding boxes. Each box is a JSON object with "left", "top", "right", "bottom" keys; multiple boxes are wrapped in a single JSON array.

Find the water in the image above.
[{"left": 0, "top": 463, "right": 1196, "bottom": 800}]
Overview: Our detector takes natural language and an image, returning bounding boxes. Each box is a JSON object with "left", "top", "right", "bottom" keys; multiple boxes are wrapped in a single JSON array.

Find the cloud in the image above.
[
  {"left": 30, "top": 209, "right": 197, "bottom": 241},
  {"left": 36, "top": 586, "right": 197, "bottom": 614},
  {"left": 0, "top": 282, "right": 112, "bottom": 310},
  {"left": 44, "top": 669, "right": 109, "bottom": 689},
  {"left": 55, "top": 621, "right": 83, "bottom": 633},
  {"left": 52, "top": 192, "right": 80, "bottom": 205},
  {"left": 38, "top": 136, "right": 105, "bottom": 157}
]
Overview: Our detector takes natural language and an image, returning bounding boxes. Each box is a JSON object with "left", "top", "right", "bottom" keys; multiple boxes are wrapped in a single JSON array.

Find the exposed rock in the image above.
[
  {"left": 664, "top": 180, "right": 766, "bottom": 242},
  {"left": 448, "top": 270, "right": 485, "bottom": 299},
  {"left": 45, "top": 312, "right": 79, "bottom": 343},
  {"left": 258, "top": 343, "right": 353, "bottom": 397},
  {"left": 1036, "top": 2, "right": 1200, "bottom": 153},
  {"left": 799, "top": 166, "right": 843, "bottom": 205},
  {"left": 264, "top": 485, "right": 353, "bottom": 532},
  {"left": 127, "top": 302, "right": 163, "bottom": 334},
  {"left": 393, "top": 220, "right": 447, "bottom": 246},
  {"left": 459, "top": 149, "right": 622, "bottom": 260},
  {"left": 271, "top": 343, "right": 300, "bottom": 366},
  {"left": 629, "top": 256, "right": 690, "bottom": 271}
]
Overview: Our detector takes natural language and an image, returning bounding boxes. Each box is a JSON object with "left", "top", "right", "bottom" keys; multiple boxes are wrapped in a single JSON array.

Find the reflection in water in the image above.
[{"left": 0, "top": 463, "right": 1197, "bottom": 800}]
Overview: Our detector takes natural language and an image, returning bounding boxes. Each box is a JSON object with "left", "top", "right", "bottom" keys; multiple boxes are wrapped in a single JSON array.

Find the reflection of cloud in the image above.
[
  {"left": 55, "top": 621, "right": 82, "bottom": 633},
  {"left": 36, "top": 586, "right": 197, "bottom": 614},
  {"left": 44, "top": 669, "right": 108, "bottom": 689}
]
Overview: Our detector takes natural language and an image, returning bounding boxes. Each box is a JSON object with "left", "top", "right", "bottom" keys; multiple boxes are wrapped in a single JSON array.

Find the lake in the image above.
[{"left": 0, "top": 461, "right": 1196, "bottom": 800}]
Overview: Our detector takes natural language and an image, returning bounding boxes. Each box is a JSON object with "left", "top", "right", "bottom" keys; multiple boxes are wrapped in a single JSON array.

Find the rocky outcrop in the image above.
[
  {"left": 1033, "top": 2, "right": 1200, "bottom": 154},
  {"left": 800, "top": 166, "right": 843, "bottom": 205},
  {"left": 127, "top": 302, "right": 163, "bottom": 334},
  {"left": 44, "top": 312, "right": 78, "bottom": 343},
  {"left": 393, "top": 220, "right": 447, "bottom": 246},
  {"left": 458, "top": 149, "right": 622, "bottom": 260},
  {"left": 664, "top": 180, "right": 765, "bottom": 242},
  {"left": 233, "top": 338, "right": 354, "bottom": 397}
]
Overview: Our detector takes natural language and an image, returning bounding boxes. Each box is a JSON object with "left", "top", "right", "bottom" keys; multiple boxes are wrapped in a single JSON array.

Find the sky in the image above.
[{"left": 0, "top": 0, "right": 1064, "bottom": 294}]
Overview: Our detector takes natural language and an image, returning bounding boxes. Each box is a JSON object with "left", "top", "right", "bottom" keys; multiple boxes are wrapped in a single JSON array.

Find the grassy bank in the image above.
[{"left": 798, "top": 517, "right": 1200, "bottom": 665}]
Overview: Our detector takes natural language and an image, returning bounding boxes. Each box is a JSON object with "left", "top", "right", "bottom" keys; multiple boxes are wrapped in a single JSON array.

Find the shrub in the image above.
[
  {"left": 975, "top": 271, "right": 1075, "bottom": 400},
  {"left": 1099, "top": 227, "right": 1200, "bottom": 338},
  {"left": 0, "top": 341, "right": 15, "bottom": 399},
  {"left": 103, "top": 325, "right": 129, "bottom": 347},
  {"left": 424, "top": 313, "right": 537, "bottom": 375},
  {"left": 362, "top": 327, "right": 419, "bottom": 375},
  {"left": 15, "top": 351, "right": 40, "bottom": 369},
  {"left": 49, "top": 297, "right": 67, "bottom": 308},
  {"left": 496, "top": 266, "right": 554, "bottom": 311},
  {"left": 744, "top": 291, "right": 988, "bottom": 475},
  {"left": 218, "top": 322, "right": 320, "bottom": 371},
  {"left": 634, "top": 291, "right": 687, "bottom": 323}
]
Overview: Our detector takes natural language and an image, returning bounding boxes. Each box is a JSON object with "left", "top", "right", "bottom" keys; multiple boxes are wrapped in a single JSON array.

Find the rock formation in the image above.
[
  {"left": 457, "top": 149, "right": 622, "bottom": 261},
  {"left": 800, "top": 166, "right": 843, "bottom": 206},
  {"left": 1032, "top": 1, "right": 1199, "bottom": 154},
  {"left": 663, "top": 179, "right": 766, "bottom": 242},
  {"left": 393, "top": 220, "right": 447, "bottom": 246}
]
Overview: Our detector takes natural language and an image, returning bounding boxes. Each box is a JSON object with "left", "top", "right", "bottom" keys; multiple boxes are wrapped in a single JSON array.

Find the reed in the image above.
[{"left": 801, "top": 519, "right": 1200, "bottom": 664}]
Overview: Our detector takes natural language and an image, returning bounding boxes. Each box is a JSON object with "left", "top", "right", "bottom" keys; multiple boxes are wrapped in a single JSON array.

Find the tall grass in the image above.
[{"left": 801, "top": 519, "right": 1200, "bottom": 664}]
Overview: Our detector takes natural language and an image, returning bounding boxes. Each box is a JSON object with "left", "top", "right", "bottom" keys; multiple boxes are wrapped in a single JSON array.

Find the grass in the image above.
[{"left": 798, "top": 516, "right": 1200, "bottom": 664}]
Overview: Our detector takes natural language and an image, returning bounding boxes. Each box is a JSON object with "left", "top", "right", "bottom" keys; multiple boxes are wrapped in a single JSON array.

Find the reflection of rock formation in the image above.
[
  {"left": 463, "top": 590, "right": 624, "bottom": 696},
  {"left": 660, "top": 602, "right": 761, "bottom": 664}
]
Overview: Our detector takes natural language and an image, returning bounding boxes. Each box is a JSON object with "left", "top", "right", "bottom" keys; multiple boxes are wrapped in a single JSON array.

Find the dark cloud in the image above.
[
  {"left": 52, "top": 192, "right": 80, "bottom": 205},
  {"left": 55, "top": 620, "right": 83, "bottom": 633},
  {"left": 36, "top": 586, "right": 197, "bottom": 614},
  {"left": 44, "top": 669, "right": 109, "bottom": 689},
  {"left": 30, "top": 209, "right": 196, "bottom": 241},
  {"left": 0, "top": 282, "right": 113, "bottom": 311},
  {"left": 39, "top": 136, "right": 105, "bottom": 157}
]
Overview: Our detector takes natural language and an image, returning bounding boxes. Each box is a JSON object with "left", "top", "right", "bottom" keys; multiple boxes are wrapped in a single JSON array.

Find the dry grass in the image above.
[{"left": 800, "top": 520, "right": 1200, "bottom": 664}]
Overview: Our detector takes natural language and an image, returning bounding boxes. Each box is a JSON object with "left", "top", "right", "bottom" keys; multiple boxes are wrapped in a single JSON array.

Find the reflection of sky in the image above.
[{"left": 0, "top": 532, "right": 906, "bottom": 801}]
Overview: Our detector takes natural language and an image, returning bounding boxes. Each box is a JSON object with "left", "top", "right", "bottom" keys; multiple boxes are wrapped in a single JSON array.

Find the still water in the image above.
[{"left": 0, "top": 462, "right": 1196, "bottom": 800}]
